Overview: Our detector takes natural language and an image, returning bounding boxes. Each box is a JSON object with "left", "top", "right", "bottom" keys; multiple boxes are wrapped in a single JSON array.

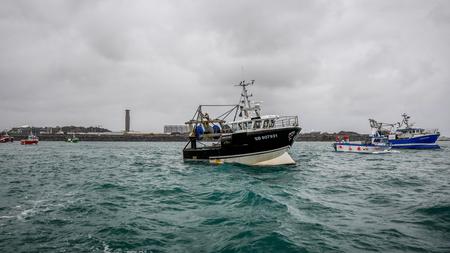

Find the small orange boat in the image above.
[{"left": 20, "top": 134, "right": 39, "bottom": 145}]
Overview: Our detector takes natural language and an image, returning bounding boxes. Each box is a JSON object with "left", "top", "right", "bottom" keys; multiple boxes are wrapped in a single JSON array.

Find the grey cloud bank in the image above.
[{"left": 1, "top": 0, "right": 449, "bottom": 135}]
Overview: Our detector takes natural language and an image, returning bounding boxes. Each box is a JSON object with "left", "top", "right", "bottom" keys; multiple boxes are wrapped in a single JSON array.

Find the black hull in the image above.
[{"left": 183, "top": 127, "right": 300, "bottom": 160}]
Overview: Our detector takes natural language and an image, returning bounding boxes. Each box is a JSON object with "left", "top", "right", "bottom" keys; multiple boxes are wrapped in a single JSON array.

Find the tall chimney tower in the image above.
[{"left": 125, "top": 109, "right": 130, "bottom": 133}]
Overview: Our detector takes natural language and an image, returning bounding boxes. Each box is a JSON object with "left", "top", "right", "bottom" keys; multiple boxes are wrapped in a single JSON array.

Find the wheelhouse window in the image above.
[
  {"left": 253, "top": 120, "right": 261, "bottom": 129},
  {"left": 269, "top": 119, "right": 275, "bottom": 128}
]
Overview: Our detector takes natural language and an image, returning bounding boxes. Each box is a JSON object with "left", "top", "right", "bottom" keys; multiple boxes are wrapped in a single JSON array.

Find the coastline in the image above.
[{"left": 8, "top": 132, "right": 371, "bottom": 142}]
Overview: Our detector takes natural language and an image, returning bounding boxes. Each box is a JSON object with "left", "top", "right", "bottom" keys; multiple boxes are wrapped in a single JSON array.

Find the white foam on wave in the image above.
[
  {"left": 17, "top": 208, "right": 36, "bottom": 221},
  {"left": 372, "top": 150, "right": 400, "bottom": 154},
  {"left": 0, "top": 215, "right": 16, "bottom": 219},
  {"left": 102, "top": 241, "right": 112, "bottom": 253}
]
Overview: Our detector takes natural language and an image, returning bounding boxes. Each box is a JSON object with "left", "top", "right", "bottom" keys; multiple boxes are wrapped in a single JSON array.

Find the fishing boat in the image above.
[
  {"left": 369, "top": 114, "right": 440, "bottom": 149},
  {"left": 20, "top": 134, "right": 39, "bottom": 145},
  {"left": 333, "top": 133, "right": 391, "bottom": 153},
  {"left": 183, "top": 80, "right": 301, "bottom": 166},
  {"left": 0, "top": 133, "right": 14, "bottom": 143},
  {"left": 65, "top": 134, "right": 79, "bottom": 143}
]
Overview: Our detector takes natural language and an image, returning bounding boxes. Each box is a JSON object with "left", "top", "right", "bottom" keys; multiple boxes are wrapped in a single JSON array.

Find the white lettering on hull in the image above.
[{"left": 254, "top": 134, "right": 278, "bottom": 141}]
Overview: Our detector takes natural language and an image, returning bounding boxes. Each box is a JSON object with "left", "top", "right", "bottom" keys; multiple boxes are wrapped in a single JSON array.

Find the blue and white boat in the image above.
[{"left": 369, "top": 114, "right": 440, "bottom": 149}]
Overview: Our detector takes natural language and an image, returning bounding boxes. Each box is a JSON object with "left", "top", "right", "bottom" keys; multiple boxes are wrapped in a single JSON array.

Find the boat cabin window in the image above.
[
  {"left": 231, "top": 119, "right": 276, "bottom": 132},
  {"left": 253, "top": 120, "right": 261, "bottom": 129},
  {"left": 236, "top": 121, "right": 251, "bottom": 131},
  {"left": 269, "top": 119, "right": 275, "bottom": 128}
]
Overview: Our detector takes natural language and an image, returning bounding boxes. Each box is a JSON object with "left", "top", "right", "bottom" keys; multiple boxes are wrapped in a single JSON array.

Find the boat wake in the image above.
[{"left": 372, "top": 150, "right": 400, "bottom": 154}]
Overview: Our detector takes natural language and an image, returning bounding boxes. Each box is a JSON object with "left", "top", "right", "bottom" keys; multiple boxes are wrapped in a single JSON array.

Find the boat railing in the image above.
[
  {"left": 426, "top": 128, "right": 439, "bottom": 134},
  {"left": 273, "top": 116, "right": 299, "bottom": 128}
]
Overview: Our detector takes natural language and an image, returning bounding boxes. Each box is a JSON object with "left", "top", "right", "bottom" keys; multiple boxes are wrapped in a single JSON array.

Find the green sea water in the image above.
[{"left": 0, "top": 141, "right": 449, "bottom": 252}]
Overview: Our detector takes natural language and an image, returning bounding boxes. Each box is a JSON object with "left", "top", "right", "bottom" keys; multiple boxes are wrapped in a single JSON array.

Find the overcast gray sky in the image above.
[{"left": 1, "top": 0, "right": 449, "bottom": 135}]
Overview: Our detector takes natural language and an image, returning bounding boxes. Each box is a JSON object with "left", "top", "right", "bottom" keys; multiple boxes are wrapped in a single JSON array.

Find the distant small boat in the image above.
[
  {"left": 369, "top": 114, "right": 440, "bottom": 149},
  {"left": 65, "top": 134, "right": 79, "bottom": 143},
  {"left": 0, "top": 134, "right": 14, "bottom": 143},
  {"left": 20, "top": 134, "right": 39, "bottom": 145},
  {"left": 333, "top": 133, "right": 391, "bottom": 154}
]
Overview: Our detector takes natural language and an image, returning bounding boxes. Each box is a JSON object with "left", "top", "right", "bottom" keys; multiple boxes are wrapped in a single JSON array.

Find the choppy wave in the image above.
[{"left": 0, "top": 141, "right": 449, "bottom": 252}]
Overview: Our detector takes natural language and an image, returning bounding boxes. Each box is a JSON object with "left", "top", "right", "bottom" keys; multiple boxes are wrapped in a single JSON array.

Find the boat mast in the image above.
[
  {"left": 236, "top": 80, "right": 261, "bottom": 119},
  {"left": 400, "top": 113, "right": 412, "bottom": 128}
]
